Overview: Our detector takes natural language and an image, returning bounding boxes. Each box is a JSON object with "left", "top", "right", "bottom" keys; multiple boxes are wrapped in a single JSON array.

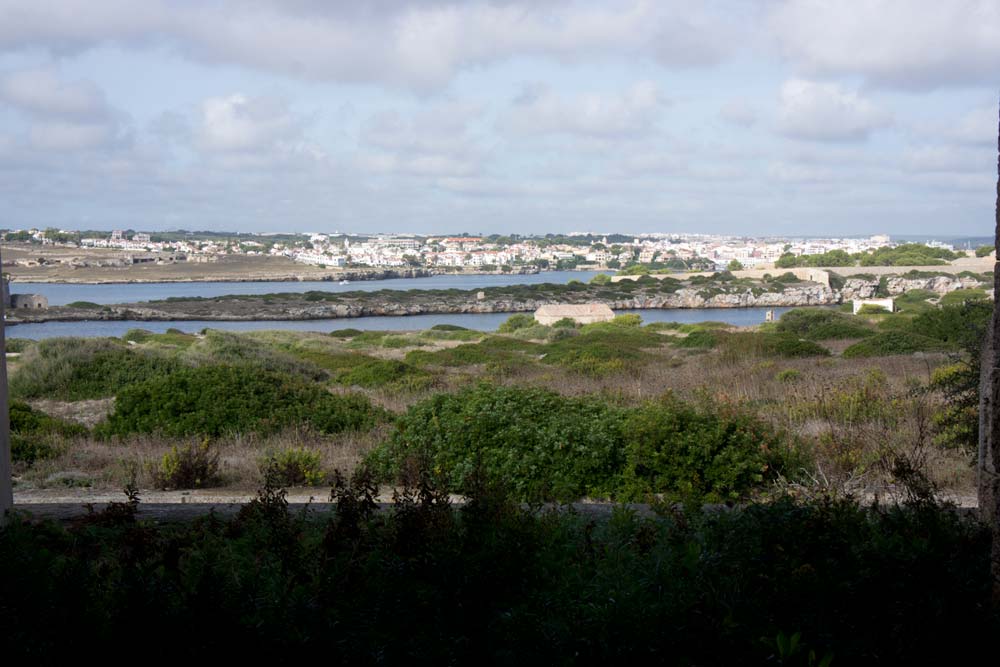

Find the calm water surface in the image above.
[
  {"left": 7, "top": 307, "right": 799, "bottom": 340},
  {"left": 12, "top": 270, "right": 607, "bottom": 306}
]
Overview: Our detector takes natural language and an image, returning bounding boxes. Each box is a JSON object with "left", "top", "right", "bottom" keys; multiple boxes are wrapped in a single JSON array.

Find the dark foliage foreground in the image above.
[{"left": 0, "top": 477, "right": 995, "bottom": 664}]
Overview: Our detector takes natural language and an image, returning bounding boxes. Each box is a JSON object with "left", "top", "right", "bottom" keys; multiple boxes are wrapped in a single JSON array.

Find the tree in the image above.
[
  {"left": 978, "top": 95, "right": 1000, "bottom": 603},
  {"left": 727, "top": 259, "right": 744, "bottom": 271}
]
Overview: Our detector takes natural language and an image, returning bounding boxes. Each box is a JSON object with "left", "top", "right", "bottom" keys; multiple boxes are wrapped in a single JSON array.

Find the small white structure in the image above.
[
  {"left": 853, "top": 297, "right": 895, "bottom": 314},
  {"left": 534, "top": 303, "right": 615, "bottom": 325}
]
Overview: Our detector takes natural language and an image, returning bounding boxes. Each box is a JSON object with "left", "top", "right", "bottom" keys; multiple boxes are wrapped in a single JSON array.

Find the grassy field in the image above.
[{"left": 7, "top": 296, "right": 986, "bottom": 504}]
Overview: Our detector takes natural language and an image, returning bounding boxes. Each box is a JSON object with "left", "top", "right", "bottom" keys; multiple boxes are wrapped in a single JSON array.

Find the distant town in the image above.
[{"left": 0, "top": 227, "right": 983, "bottom": 273}]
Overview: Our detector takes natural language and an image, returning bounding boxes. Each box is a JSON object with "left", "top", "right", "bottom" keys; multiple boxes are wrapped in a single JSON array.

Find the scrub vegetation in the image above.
[{"left": 5, "top": 296, "right": 988, "bottom": 504}]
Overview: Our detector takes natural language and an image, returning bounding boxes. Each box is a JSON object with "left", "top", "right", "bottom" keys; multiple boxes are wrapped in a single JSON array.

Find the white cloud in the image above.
[
  {"left": 769, "top": 0, "right": 1000, "bottom": 89},
  {"left": 28, "top": 119, "right": 115, "bottom": 151},
  {"left": 356, "top": 100, "right": 487, "bottom": 178},
  {"left": 902, "top": 145, "right": 992, "bottom": 174},
  {"left": 502, "top": 81, "right": 664, "bottom": 137},
  {"left": 945, "top": 105, "right": 999, "bottom": 146},
  {"left": 0, "top": 66, "right": 107, "bottom": 117},
  {"left": 777, "top": 79, "right": 892, "bottom": 142},
  {"left": 196, "top": 94, "right": 301, "bottom": 153},
  {"left": 0, "top": 1, "right": 737, "bottom": 90}
]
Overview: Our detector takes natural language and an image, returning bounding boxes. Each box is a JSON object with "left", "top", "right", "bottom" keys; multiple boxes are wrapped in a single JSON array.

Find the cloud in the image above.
[
  {"left": 0, "top": 1, "right": 737, "bottom": 90},
  {"left": 0, "top": 65, "right": 131, "bottom": 152},
  {"left": 769, "top": 0, "right": 1000, "bottom": 89},
  {"left": 28, "top": 120, "right": 117, "bottom": 151},
  {"left": 196, "top": 94, "right": 302, "bottom": 153},
  {"left": 719, "top": 99, "right": 758, "bottom": 127},
  {"left": 777, "top": 79, "right": 892, "bottom": 142},
  {"left": 902, "top": 144, "right": 993, "bottom": 174},
  {"left": 356, "top": 100, "right": 487, "bottom": 178},
  {"left": 0, "top": 65, "right": 107, "bottom": 117},
  {"left": 944, "top": 104, "right": 999, "bottom": 146},
  {"left": 501, "top": 81, "right": 664, "bottom": 137}
]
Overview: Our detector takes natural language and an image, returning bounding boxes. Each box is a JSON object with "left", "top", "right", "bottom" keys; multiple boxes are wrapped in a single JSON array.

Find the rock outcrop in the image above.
[{"left": 841, "top": 274, "right": 986, "bottom": 301}]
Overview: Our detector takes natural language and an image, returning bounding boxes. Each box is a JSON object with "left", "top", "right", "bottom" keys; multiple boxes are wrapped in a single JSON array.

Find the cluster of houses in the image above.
[{"left": 4, "top": 228, "right": 959, "bottom": 273}]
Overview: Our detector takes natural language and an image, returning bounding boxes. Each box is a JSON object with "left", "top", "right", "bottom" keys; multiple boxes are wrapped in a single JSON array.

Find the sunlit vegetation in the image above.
[{"left": 5, "top": 296, "right": 989, "bottom": 503}]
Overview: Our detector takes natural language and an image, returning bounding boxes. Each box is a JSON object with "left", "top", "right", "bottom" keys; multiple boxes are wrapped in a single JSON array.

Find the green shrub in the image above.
[
  {"left": 776, "top": 369, "right": 802, "bottom": 383},
  {"left": 65, "top": 301, "right": 102, "bottom": 309},
  {"left": 335, "top": 358, "right": 434, "bottom": 391},
  {"left": 497, "top": 313, "right": 536, "bottom": 333},
  {"left": 10, "top": 337, "right": 183, "bottom": 400},
  {"left": 259, "top": 448, "right": 325, "bottom": 486},
  {"left": 368, "top": 384, "right": 628, "bottom": 502},
  {"left": 842, "top": 331, "right": 947, "bottom": 358},
  {"left": 329, "top": 328, "right": 363, "bottom": 338},
  {"left": 910, "top": 301, "right": 992, "bottom": 348},
  {"left": 939, "top": 289, "right": 988, "bottom": 306},
  {"left": 153, "top": 440, "right": 221, "bottom": 489},
  {"left": 857, "top": 304, "right": 890, "bottom": 315},
  {"left": 429, "top": 324, "right": 470, "bottom": 331},
  {"left": 123, "top": 329, "right": 153, "bottom": 343},
  {"left": 617, "top": 397, "right": 792, "bottom": 502},
  {"left": 611, "top": 314, "right": 642, "bottom": 327},
  {"left": 541, "top": 325, "right": 662, "bottom": 375},
  {"left": 98, "top": 365, "right": 383, "bottom": 438},
  {"left": 9, "top": 401, "right": 86, "bottom": 464},
  {"left": 419, "top": 328, "right": 483, "bottom": 342},
  {"left": 673, "top": 330, "right": 718, "bottom": 349},
  {"left": 893, "top": 290, "right": 937, "bottom": 313},
  {"left": 776, "top": 309, "right": 874, "bottom": 340},
  {"left": 510, "top": 324, "right": 552, "bottom": 340},
  {"left": 188, "top": 331, "right": 327, "bottom": 381},
  {"left": 551, "top": 317, "right": 579, "bottom": 329},
  {"left": 719, "top": 333, "right": 830, "bottom": 360},
  {"left": 975, "top": 245, "right": 994, "bottom": 257},
  {"left": 589, "top": 273, "right": 612, "bottom": 285},
  {"left": 4, "top": 338, "right": 33, "bottom": 354},
  {"left": 406, "top": 336, "right": 538, "bottom": 368}
]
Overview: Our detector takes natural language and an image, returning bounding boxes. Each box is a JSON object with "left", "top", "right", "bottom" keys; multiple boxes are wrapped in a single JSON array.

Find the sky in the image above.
[{"left": 0, "top": 0, "right": 998, "bottom": 237}]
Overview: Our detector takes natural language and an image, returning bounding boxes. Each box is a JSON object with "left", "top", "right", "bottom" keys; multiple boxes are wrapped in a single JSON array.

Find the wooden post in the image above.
[
  {"left": 0, "top": 247, "right": 12, "bottom": 524},
  {"left": 980, "top": 94, "right": 1000, "bottom": 602}
]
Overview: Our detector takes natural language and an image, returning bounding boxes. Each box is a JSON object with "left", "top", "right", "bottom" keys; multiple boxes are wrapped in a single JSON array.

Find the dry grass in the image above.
[{"left": 14, "top": 425, "right": 387, "bottom": 492}]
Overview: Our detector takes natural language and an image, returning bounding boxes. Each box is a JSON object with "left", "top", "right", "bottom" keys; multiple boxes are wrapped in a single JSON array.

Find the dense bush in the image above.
[
  {"left": 328, "top": 328, "right": 363, "bottom": 338},
  {"left": 153, "top": 440, "right": 221, "bottom": 489},
  {"left": 98, "top": 365, "right": 382, "bottom": 437},
  {"left": 975, "top": 244, "right": 994, "bottom": 257},
  {"left": 617, "top": 396, "right": 794, "bottom": 502},
  {"left": 370, "top": 384, "right": 800, "bottom": 503},
  {"left": 258, "top": 448, "right": 325, "bottom": 486},
  {"left": 719, "top": 333, "right": 830, "bottom": 359},
  {"left": 2, "top": 492, "right": 991, "bottom": 662},
  {"left": 334, "top": 358, "right": 434, "bottom": 391},
  {"left": 909, "top": 301, "right": 991, "bottom": 348},
  {"left": 406, "top": 336, "right": 538, "bottom": 367},
  {"left": 10, "top": 337, "right": 183, "bottom": 400},
  {"left": 187, "top": 330, "right": 327, "bottom": 381},
  {"left": 370, "top": 384, "right": 627, "bottom": 502},
  {"left": 4, "top": 338, "right": 33, "bottom": 354},
  {"left": 541, "top": 323, "right": 664, "bottom": 375},
  {"left": 842, "top": 331, "right": 947, "bottom": 358},
  {"left": 497, "top": 313, "right": 536, "bottom": 333},
  {"left": 9, "top": 401, "right": 87, "bottom": 464},
  {"left": 776, "top": 308, "right": 875, "bottom": 340}
]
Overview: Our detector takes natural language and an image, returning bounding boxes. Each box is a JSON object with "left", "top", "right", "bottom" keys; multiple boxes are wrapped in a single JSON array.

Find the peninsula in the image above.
[{"left": 5, "top": 269, "right": 989, "bottom": 325}]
